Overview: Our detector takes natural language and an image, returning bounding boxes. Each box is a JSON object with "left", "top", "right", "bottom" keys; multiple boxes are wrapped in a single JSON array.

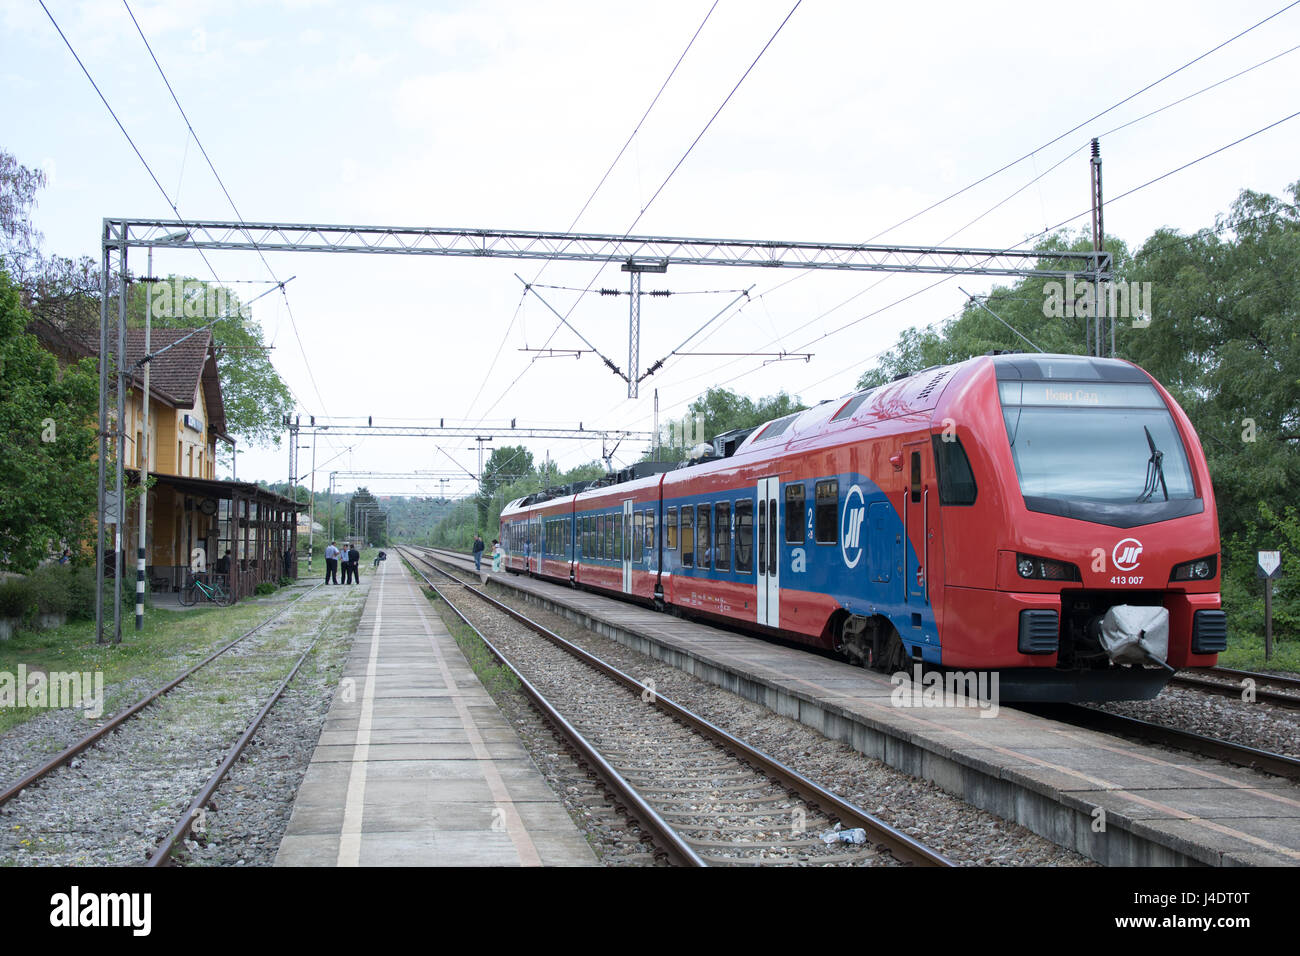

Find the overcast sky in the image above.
[{"left": 4, "top": 0, "right": 1299, "bottom": 501}]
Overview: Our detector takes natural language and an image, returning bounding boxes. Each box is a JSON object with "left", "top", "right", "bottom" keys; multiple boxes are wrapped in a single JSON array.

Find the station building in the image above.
[{"left": 30, "top": 319, "right": 302, "bottom": 602}]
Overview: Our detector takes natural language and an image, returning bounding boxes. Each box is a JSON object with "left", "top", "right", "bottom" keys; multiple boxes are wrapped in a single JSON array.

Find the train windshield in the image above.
[{"left": 999, "top": 381, "right": 1196, "bottom": 503}]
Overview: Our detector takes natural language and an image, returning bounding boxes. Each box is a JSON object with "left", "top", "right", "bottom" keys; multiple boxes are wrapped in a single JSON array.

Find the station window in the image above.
[
  {"left": 815, "top": 479, "right": 839, "bottom": 544},
  {"left": 666, "top": 507, "right": 678, "bottom": 550},
  {"left": 734, "top": 499, "right": 753, "bottom": 573},
  {"left": 697, "top": 504, "right": 712, "bottom": 569},
  {"left": 785, "top": 484, "right": 805, "bottom": 543},
  {"left": 680, "top": 506, "right": 694, "bottom": 568},
  {"left": 714, "top": 502, "right": 731, "bottom": 571}
]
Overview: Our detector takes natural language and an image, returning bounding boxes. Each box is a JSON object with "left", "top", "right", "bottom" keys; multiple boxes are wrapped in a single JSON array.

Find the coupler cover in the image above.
[{"left": 1099, "top": 605, "right": 1169, "bottom": 665}]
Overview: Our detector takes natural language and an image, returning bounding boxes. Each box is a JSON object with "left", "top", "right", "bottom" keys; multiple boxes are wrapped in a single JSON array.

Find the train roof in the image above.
[{"left": 724, "top": 351, "right": 1147, "bottom": 460}]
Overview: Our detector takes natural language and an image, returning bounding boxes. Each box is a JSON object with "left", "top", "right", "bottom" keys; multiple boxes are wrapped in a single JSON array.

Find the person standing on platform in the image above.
[
  {"left": 491, "top": 539, "right": 502, "bottom": 572},
  {"left": 325, "top": 542, "right": 339, "bottom": 584},
  {"left": 348, "top": 543, "right": 360, "bottom": 583},
  {"left": 473, "top": 533, "right": 485, "bottom": 571},
  {"left": 341, "top": 543, "right": 353, "bottom": 584}
]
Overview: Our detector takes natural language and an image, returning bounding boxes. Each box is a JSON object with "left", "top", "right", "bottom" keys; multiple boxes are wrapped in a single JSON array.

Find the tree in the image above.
[
  {"left": 0, "top": 268, "right": 99, "bottom": 572},
  {"left": 856, "top": 232, "right": 1128, "bottom": 388},
  {"left": 0, "top": 150, "right": 46, "bottom": 282},
  {"left": 648, "top": 387, "right": 807, "bottom": 460},
  {"left": 1124, "top": 183, "right": 1300, "bottom": 546},
  {"left": 476, "top": 445, "right": 535, "bottom": 527},
  {"left": 129, "top": 278, "right": 293, "bottom": 453}
]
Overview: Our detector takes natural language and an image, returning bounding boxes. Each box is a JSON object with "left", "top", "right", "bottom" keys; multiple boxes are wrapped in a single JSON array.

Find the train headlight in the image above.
[
  {"left": 1170, "top": 555, "right": 1217, "bottom": 582},
  {"left": 1016, "top": 553, "right": 1081, "bottom": 581}
]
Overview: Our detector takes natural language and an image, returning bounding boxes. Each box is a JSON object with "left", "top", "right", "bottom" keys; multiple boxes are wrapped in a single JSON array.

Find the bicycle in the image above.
[{"left": 179, "top": 572, "right": 232, "bottom": 607}]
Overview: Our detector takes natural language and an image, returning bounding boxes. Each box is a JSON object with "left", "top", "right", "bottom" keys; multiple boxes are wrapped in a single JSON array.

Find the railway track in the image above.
[
  {"left": 1034, "top": 704, "right": 1300, "bottom": 782},
  {"left": 1170, "top": 667, "right": 1300, "bottom": 711},
  {"left": 399, "top": 546, "right": 952, "bottom": 867},
  {"left": 0, "top": 583, "right": 332, "bottom": 865},
  {"left": 417, "top": 545, "right": 1300, "bottom": 783}
]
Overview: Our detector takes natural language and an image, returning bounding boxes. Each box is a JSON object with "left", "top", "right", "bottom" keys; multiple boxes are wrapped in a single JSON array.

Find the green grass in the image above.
[
  {"left": 412, "top": 576, "right": 520, "bottom": 697},
  {"left": 0, "top": 594, "right": 311, "bottom": 734},
  {"left": 1216, "top": 631, "right": 1300, "bottom": 673}
]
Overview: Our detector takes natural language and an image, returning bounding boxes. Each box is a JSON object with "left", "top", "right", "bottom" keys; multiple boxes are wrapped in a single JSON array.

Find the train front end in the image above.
[{"left": 939, "top": 354, "right": 1225, "bottom": 701}]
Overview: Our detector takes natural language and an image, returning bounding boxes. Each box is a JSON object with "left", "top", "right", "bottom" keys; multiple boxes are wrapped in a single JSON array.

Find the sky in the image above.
[{"left": 4, "top": 0, "right": 1299, "bottom": 503}]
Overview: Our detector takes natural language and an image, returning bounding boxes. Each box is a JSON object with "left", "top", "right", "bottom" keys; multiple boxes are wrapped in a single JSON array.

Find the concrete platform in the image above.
[
  {"left": 274, "top": 559, "right": 597, "bottom": 867},
  {"left": 440, "top": 554, "right": 1300, "bottom": 867}
]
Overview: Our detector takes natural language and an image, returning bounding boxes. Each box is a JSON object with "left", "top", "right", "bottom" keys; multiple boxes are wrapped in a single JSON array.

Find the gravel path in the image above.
[{"left": 0, "top": 583, "right": 367, "bottom": 866}]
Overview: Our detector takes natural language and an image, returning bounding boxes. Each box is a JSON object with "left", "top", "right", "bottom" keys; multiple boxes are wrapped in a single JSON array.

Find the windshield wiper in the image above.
[{"left": 1136, "top": 426, "right": 1168, "bottom": 503}]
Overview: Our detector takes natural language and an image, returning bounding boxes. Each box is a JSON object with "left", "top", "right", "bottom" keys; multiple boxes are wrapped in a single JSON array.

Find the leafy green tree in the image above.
[
  {"left": 0, "top": 269, "right": 99, "bottom": 572},
  {"left": 129, "top": 279, "right": 293, "bottom": 453},
  {"left": 0, "top": 149, "right": 45, "bottom": 281},
  {"left": 856, "top": 232, "right": 1129, "bottom": 388},
  {"left": 1125, "top": 184, "right": 1300, "bottom": 545},
  {"left": 649, "top": 387, "right": 807, "bottom": 460}
]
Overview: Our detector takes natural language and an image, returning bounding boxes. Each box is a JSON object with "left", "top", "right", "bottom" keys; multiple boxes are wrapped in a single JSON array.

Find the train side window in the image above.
[
  {"left": 633, "top": 512, "right": 644, "bottom": 562},
  {"left": 932, "top": 435, "right": 978, "bottom": 505},
  {"left": 785, "top": 483, "right": 805, "bottom": 543},
  {"left": 696, "top": 504, "right": 712, "bottom": 569},
  {"left": 613, "top": 512, "right": 623, "bottom": 562},
  {"left": 644, "top": 510, "right": 655, "bottom": 552},
  {"left": 911, "top": 452, "right": 922, "bottom": 503},
  {"left": 594, "top": 515, "right": 603, "bottom": 559},
  {"left": 680, "top": 506, "right": 694, "bottom": 568},
  {"left": 714, "top": 502, "right": 731, "bottom": 571},
  {"left": 605, "top": 512, "right": 614, "bottom": 560},
  {"left": 734, "top": 499, "right": 753, "bottom": 573},
  {"left": 666, "top": 507, "right": 678, "bottom": 550},
  {"left": 815, "top": 479, "right": 838, "bottom": 544}
]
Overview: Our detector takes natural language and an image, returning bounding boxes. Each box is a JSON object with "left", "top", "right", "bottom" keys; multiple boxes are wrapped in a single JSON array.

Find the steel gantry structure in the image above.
[{"left": 94, "top": 217, "right": 1111, "bottom": 642}]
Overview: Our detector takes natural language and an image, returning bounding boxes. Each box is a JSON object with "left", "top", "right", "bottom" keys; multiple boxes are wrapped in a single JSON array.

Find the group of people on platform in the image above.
[
  {"left": 472, "top": 534, "right": 504, "bottom": 573},
  {"left": 324, "top": 541, "right": 362, "bottom": 584}
]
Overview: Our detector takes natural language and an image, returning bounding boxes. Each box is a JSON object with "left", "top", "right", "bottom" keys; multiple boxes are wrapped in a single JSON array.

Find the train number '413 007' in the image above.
[{"left": 1110, "top": 575, "right": 1144, "bottom": 585}]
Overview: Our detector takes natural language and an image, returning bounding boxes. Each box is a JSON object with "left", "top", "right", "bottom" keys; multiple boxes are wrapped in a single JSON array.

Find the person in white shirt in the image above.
[{"left": 324, "top": 541, "right": 340, "bottom": 584}]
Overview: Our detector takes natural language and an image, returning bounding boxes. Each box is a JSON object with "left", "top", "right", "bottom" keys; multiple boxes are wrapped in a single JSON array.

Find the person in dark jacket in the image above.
[
  {"left": 473, "top": 533, "right": 485, "bottom": 571},
  {"left": 348, "top": 544, "right": 360, "bottom": 582}
]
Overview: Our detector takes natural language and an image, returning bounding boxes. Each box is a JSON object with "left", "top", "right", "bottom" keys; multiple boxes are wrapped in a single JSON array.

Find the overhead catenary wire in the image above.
[
  {"left": 566, "top": 107, "right": 1300, "bottom": 462},
  {"left": 121, "top": 0, "right": 333, "bottom": 425},
  {"left": 461, "top": 1, "right": 722, "bottom": 422},
  {"left": 472, "top": 1, "right": 803, "bottom": 425}
]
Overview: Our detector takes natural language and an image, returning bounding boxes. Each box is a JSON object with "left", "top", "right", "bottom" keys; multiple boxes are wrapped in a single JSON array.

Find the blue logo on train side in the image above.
[{"left": 664, "top": 472, "right": 941, "bottom": 663}]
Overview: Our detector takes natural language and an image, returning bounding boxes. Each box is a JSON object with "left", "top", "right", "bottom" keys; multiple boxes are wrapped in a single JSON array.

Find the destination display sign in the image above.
[{"left": 999, "top": 381, "right": 1165, "bottom": 409}]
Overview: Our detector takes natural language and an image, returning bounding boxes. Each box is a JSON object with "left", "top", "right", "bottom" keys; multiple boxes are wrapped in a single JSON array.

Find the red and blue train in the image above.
[{"left": 499, "top": 353, "right": 1226, "bottom": 701}]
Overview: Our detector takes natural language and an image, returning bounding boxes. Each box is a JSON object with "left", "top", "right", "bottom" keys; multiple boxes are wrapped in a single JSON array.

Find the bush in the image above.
[
  {"left": 255, "top": 581, "right": 278, "bottom": 595},
  {"left": 0, "top": 564, "right": 99, "bottom": 623}
]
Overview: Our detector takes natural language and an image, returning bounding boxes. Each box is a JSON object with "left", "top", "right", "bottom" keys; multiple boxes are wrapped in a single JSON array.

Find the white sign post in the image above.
[{"left": 1258, "top": 550, "right": 1284, "bottom": 660}]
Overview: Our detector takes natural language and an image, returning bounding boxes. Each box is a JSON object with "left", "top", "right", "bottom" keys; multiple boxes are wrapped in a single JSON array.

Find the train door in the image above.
[
  {"left": 756, "top": 477, "right": 780, "bottom": 627},
  {"left": 622, "top": 499, "right": 633, "bottom": 593},
  {"left": 904, "top": 440, "right": 930, "bottom": 607}
]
